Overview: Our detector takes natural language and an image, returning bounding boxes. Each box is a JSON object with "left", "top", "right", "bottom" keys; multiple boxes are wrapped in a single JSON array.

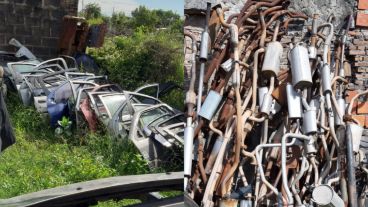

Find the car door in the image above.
[
  {"left": 128, "top": 104, "right": 176, "bottom": 167},
  {"left": 96, "top": 93, "right": 127, "bottom": 126},
  {"left": 134, "top": 83, "right": 160, "bottom": 99},
  {"left": 7, "top": 62, "right": 38, "bottom": 90}
]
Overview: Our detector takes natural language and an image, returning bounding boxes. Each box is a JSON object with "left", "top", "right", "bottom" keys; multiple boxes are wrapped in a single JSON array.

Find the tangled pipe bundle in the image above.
[{"left": 184, "top": 0, "right": 368, "bottom": 206}]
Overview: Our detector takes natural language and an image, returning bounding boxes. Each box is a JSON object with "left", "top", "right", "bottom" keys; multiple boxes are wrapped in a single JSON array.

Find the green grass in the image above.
[
  {"left": 0, "top": 93, "right": 181, "bottom": 206},
  {"left": 0, "top": 132, "right": 116, "bottom": 198},
  {"left": 0, "top": 93, "right": 149, "bottom": 199},
  {"left": 93, "top": 199, "right": 141, "bottom": 207}
]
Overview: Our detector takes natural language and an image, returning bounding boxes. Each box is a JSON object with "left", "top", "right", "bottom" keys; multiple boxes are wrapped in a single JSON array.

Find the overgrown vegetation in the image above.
[
  {"left": 81, "top": 3, "right": 184, "bottom": 109},
  {"left": 0, "top": 93, "right": 150, "bottom": 199}
]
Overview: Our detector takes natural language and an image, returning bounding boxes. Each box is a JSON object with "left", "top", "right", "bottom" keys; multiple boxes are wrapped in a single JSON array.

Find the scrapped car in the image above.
[
  {"left": 19, "top": 69, "right": 76, "bottom": 112},
  {"left": 109, "top": 103, "right": 184, "bottom": 167},
  {"left": 47, "top": 76, "right": 109, "bottom": 127},
  {"left": 78, "top": 84, "right": 123, "bottom": 131},
  {"left": 47, "top": 80, "right": 98, "bottom": 126},
  {"left": 7, "top": 58, "right": 69, "bottom": 90}
]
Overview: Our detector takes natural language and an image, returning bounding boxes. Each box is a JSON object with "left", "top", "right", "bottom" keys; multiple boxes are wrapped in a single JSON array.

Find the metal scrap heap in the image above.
[{"left": 184, "top": 0, "right": 368, "bottom": 206}]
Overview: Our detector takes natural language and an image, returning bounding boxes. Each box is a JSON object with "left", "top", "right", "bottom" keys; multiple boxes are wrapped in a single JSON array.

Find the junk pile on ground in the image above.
[
  {"left": 0, "top": 38, "right": 184, "bottom": 168},
  {"left": 184, "top": 1, "right": 368, "bottom": 206}
]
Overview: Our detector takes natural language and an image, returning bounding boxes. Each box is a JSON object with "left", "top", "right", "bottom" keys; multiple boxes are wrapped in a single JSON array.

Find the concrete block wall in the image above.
[{"left": 0, "top": 0, "right": 78, "bottom": 59}]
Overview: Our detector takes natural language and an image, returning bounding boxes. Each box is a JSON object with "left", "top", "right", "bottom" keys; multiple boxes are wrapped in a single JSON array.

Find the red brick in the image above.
[
  {"left": 356, "top": 13, "right": 368, "bottom": 28},
  {"left": 346, "top": 90, "right": 358, "bottom": 103},
  {"left": 352, "top": 115, "right": 365, "bottom": 127},
  {"left": 357, "top": 102, "right": 368, "bottom": 114},
  {"left": 357, "top": 67, "right": 368, "bottom": 73},
  {"left": 352, "top": 39, "right": 367, "bottom": 45},
  {"left": 358, "top": 0, "right": 368, "bottom": 9},
  {"left": 349, "top": 50, "right": 366, "bottom": 55},
  {"left": 355, "top": 62, "right": 368, "bottom": 67}
]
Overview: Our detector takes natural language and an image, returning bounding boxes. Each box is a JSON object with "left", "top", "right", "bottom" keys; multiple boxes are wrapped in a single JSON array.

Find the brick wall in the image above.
[{"left": 0, "top": 0, "right": 78, "bottom": 59}]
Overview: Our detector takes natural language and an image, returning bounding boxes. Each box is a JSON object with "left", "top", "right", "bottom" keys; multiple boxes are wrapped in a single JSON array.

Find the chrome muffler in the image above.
[
  {"left": 347, "top": 123, "right": 364, "bottom": 154},
  {"left": 303, "top": 107, "right": 318, "bottom": 135},
  {"left": 262, "top": 41, "right": 283, "bottom": 77},
  {"left": 286, "top": 83, "right": 302, "bottom": 119},
  {"left": 198, "top": 90, "right": 222, "bottom": 120},
  {"left": 289, "top": 44, "right": 313, "bottom": 89},
  {"left": 312, "top": 185, "right": 344, "bottom": 207}
]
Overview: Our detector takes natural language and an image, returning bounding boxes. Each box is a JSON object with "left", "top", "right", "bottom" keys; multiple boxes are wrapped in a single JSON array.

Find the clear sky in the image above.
[{"left": 78, "top": 0, "right": 184, "bottom": 16}]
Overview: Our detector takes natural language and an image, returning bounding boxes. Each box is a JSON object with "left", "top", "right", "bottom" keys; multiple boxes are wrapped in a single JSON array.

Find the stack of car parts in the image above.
[
  {"left": 2, "top": 45, "right": 184, "bottom": 169},
  {"left": 184, "top": 1, "right": 368, "bottom": 206}
]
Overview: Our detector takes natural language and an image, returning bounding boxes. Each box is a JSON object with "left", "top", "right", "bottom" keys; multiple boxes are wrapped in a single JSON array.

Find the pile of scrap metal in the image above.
[
  {"left": 1, "top": 39, "right": 184, "bottom": 168},
  {"left": 184, "top": 1, "right": 367, "bottom": 207}
]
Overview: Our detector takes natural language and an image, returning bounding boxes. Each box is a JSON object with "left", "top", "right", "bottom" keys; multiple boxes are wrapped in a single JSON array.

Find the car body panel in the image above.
[{"left": 0, "top": 172, "right": 183, "bottom": 207}]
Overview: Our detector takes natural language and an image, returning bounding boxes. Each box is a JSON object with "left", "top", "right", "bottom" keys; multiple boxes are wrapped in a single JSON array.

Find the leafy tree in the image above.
[
  {"left": 154, "top": 9, "right": 181, "bottom": 28},
  {"left": 82, "top": 3, "right": 102, "bottom": 20},
  {"left": 110, "top": 12, "right": 133, "bottom": 35},
  {"left": 131, "top": 6, "right": 159, "bottom": 31}
]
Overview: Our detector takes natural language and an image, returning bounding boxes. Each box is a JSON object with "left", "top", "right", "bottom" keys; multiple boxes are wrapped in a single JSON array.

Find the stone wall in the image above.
[{"left": 0, "top": 0, "right": 79, "bottom": 59}]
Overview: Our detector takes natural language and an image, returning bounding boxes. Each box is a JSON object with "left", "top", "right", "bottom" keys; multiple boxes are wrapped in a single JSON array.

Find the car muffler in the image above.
[
  {"left": 286, "top": 83, "right": 302, "bottom": 119},
  {"left": 347, "top": 123, "right": 364, "bottom": 153},
  {"left": 303, "top": 107, "right": 318, "bottom": 135},
  {"left": 221, "top": 59, "right": 234, "bottom": 72},
  {"left": 198, "top": 90, "right": 222, "bottom": 120},
  {"left": 289, "top": 44, "right": 313, "bottom": 89},
  {"left": 321, "top": 64, "right": 332, "bottom": 94},
  {"left": 312, "top": 185, "right": 344, "bottom": 207},
  {"left": 262, "top": 41, "right": 283, "bottom": 77}
]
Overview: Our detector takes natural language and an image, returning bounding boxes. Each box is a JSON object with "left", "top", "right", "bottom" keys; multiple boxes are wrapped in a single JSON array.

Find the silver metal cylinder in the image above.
[
  {"left": 184, "top": 123, "right": 194, "bottom": 177},
  {"left": 321, "top": 64, "right": 332, "bottom": 94},
  {"left": 310, "top": 98, "right": 320, "bottom": 110},
  {"left": 198, "top": 90, "right": 222, "bottom": 120},
  {"left": 289, "top": 44, "right": 313, "bottom": 89},
  {"left": 221, "top": 58, "right": 234, "bottom": 72},
  {"left": 312, "top": 185, "right": 345, "bottom": 207},
  {"left": 286, "top": 83, "right": 302, "bottom": 119},
  {"left": 304, "top": 137, "right": 317, "bottom": 154},
  {"left": 240, "top": 200, "right": 252, "bottom": 207},
  {"left": 205, "top": 136, "right": 223, "bottom": 174},
  {"left": 260, "top": 94, "right": 273, "bottom": 116},
  {"left": 258, "top": 87, "right": 268, "bottom": 106},
  {"left": 303, "top": 107, "right": 318, "bottom": 134},
  {"left": 334, "top": 98, "right": 345, "bottom": 126},
  {"left": 308, "top": 46, "right": 317, "bottom": 59},
  {"left": 347, "top": 123, "right": 364, "bottom": 153},
  {"left": 199, "top": 31, "right": 209, "bottom": 61},
  {"left": 262, "top": 41, "right": 283, "bottom": 77}
]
